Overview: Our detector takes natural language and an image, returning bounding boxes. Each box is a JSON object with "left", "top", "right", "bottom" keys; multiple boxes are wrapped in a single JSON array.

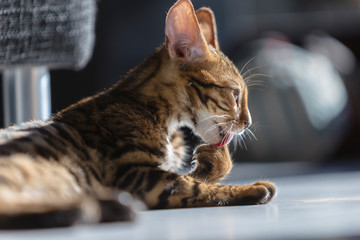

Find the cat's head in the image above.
[{"left": 165, "top": 0, "right": 251, "bottom": 147}]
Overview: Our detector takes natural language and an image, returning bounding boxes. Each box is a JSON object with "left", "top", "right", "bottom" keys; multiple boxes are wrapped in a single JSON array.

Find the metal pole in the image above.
[{"left": 2, "top": 66, "right": 51, "bottom": 127}]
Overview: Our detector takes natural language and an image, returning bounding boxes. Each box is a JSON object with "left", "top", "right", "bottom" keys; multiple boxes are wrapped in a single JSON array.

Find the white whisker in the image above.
[
  {"left": 219, "top": 127, "right": 229, "bottom": 135},
  {"left": 220, "top": 134, "right": 227, "bottom": 146},
  {"left": 242, "top": 65, "right": 266, "bottom": 79},
  {"left": 239, "top": 57, "right": 256, "bottom": 75},
  {"left": 244, "top": 131, "right": 253, "bottom": 141},
  {"left": 207, "top": 124, "right": 220, "bottom": 132},
  {"left": 240, "top": 135, "right": 248, "bottom": 150},
  {"left": 244, "top": 73, "right": 270, "bottom": 83},
  {"left": 196, "top": 114, "right": 231, "bottom": 126},
  {"left": 246, "top": 129, "right": 258, "bottom": 141},
  {"left": 232, "top": 135, "right": 239, "bottom": 152},
  {"left": 206, "top": 121, "right": 228, "bottom": 133}
]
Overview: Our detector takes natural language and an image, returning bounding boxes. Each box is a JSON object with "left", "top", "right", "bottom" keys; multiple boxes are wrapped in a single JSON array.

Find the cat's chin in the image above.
[{"left": 209, "top": 132, "right": 234, "bottom": 148}]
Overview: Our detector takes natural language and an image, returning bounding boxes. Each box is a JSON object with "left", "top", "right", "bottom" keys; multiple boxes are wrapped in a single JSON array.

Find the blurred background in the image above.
[{"left": 1, "top": 0, "right": 359, "bottom": 164}]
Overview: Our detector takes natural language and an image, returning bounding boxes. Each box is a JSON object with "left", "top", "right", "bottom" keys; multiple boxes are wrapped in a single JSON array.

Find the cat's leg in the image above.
[
  {"left": 114, "top": 165, "right": 275, "bottom": 209},
  {"left": 0, "top": 155, "right": 134, "bottom": 228},
  {"left": 189, "top": 145, "right": 233, "bottom": 183}
]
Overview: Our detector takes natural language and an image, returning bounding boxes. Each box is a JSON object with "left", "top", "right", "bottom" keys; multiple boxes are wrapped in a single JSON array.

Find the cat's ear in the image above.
[
  {"left": 196, "top": 7, "right": 219, "bottom": 50},
  {"left": 165, "top": 0, "right": 209, "bottom": 61}
]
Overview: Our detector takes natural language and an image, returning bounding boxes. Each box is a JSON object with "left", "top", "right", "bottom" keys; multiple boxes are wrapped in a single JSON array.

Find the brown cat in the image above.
[{"left": 0, "top": 0, "right": 275, "bottom": 228}]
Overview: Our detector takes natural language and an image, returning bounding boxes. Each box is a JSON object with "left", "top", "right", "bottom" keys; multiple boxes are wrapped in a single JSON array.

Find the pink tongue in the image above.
[{"left": 210, "top": 133, "right": 234, "bottom": 148}]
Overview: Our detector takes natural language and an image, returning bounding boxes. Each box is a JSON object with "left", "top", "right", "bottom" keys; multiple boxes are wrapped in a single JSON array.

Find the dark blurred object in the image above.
[
  {"left": 231, "top": 34, "right": 352, "bottom": 162},
  {"left": 0, "top": 0, "right": 96, "bottom": 126},
  {"left": 223, "top": 0, "right": 360, "bottom": 50},
  {"left": 0, "top": 0, "right": 95, "bottom": 69}
]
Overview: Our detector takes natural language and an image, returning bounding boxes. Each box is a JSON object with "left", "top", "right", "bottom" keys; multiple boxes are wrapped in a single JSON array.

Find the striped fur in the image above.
[{"left": 0, "top": 0, "right": 275, "bottom": 228}]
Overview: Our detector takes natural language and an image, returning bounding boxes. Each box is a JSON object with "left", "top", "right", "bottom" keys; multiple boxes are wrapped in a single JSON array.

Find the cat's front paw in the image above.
[
  {"left": 236, "top": 181, "right": 276, "bottom": 205},
  {"left": 253, "top": 181, "right": 276, "bottom": 204},
  {"left": 190, "top": 144, "right": 232, "bottom": 183}
]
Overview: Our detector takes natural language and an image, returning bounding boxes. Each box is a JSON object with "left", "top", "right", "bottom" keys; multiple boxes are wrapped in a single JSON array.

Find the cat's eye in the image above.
[{"left": 233, "top": 89, "right": 240, "bottom": 104}]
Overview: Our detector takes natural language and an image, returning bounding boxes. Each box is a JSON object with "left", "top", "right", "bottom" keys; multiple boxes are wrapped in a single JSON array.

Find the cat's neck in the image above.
[
  {"left": 112, "top": 44, "right": 195, "bottom": 133},
  {"left": 53, "top": 44, "right": 194, "bottom": 138}
]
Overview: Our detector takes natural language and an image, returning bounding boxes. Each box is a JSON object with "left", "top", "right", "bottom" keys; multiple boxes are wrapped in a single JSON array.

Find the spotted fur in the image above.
[{"left": 0, "top": 0, "right": 275, "bottom": 228}]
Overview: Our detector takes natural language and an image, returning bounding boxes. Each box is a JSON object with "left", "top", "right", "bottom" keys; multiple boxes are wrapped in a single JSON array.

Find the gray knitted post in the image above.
[{"left": 0, "top": 0, "right": 96, "bottom": 126}]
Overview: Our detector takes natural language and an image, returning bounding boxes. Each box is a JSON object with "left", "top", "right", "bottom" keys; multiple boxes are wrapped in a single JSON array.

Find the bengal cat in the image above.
[{"left": 0, "top": 0, "right": 275, "bottom": 228}]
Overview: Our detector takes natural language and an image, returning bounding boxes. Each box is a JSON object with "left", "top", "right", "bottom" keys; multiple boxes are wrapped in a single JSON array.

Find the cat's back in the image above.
[
  {"left": 0, "top": 120, "right": 87, "bottom": 161},
  {"left": 0, "top": 121, "right": 46, "bottom": 144}
]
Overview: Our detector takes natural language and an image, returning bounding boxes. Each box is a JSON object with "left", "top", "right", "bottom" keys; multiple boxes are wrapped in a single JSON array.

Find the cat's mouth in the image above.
[{"left": 209, "top": 126, "right": 234, "bottom": 148}]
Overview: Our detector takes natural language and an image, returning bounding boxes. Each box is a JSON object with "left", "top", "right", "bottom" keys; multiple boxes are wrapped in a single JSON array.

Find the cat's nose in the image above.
[{"left": 244, "top": 110, "right": 252, "bottom": 129}]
